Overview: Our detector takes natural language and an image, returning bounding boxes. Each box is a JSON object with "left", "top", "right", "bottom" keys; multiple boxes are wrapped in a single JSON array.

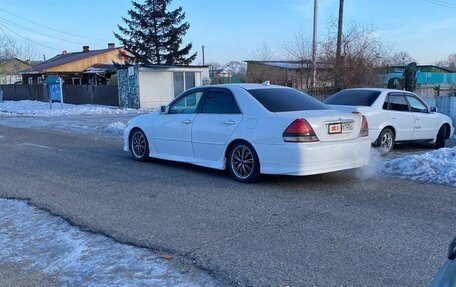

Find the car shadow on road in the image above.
[{"left": 128, "top": 155, "right": 359, "bottom": 189}]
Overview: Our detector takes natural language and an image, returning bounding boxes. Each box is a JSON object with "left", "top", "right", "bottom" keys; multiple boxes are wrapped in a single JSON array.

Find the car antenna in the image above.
[{"left": 262, "top": 80, "right": 271, "bottom": 86}]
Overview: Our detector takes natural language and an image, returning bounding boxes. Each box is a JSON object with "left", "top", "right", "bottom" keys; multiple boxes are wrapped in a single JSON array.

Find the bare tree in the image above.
[
  {"left": 283, "top": 30, "right": 312, "bottom": 89},
  {"left": 248, "top": 40, "right": 276, "bottom": 61},
  {"left": 435, "top": 53, "right": 456, "bottom": 69},
  {"left": 208, "top": 62, "right": 222, "bottom": 70},
  {"left": 388, "top": 51, "right": 415, "bottom": 66},
  {"left": 320, "top": 20, "right": 388, "bottom": 89},
  {"left": 225, "top": 61, "right": 246, "bottom": 75},
  {"left": 0, "top": 36, "right": 37, "bottom": 61}
]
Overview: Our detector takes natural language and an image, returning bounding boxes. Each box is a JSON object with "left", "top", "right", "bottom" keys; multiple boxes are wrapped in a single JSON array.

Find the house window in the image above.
[
  {"left": 37, "top": 77, "right": 43, "bottom": 85},
  {"left": 173, "top": 72, "right": 196, "bottom": 97},
  {"left": 28, "top": 77, "right": 33, "bottom": 84},
  {"left": 72, "top": 77, "right": 82, "bottom": 85}
]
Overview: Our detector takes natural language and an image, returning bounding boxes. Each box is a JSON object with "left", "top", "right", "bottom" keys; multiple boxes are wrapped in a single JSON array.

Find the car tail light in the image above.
[
  {"left": 358, "top": 115, "right": 368, "bottom": 137},
  {"left": 283, "top": 119, "right": 319, "bottom": 142}
]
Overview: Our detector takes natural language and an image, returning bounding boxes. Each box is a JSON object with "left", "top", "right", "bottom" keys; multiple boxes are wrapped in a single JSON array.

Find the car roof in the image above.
[
  {"left": 206, "top": 83, "right": 288, "bottom": 90},
  {"left": 341, "top": 88, "right": 413, "bottom": 93}
]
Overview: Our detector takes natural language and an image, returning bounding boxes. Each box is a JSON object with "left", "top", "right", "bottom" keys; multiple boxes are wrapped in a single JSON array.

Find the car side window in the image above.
[
  {"left": 200, "top": 90, "right": 241, "bottom": 114},
  {"left": 406, "top": 95, "right": 428, "bottom": 113},
  {"left": 386, "top": 94, "right": 409, "bottom": 112},
  {"left": 168, "top": 91, "right": 204, "bottom": 114}
]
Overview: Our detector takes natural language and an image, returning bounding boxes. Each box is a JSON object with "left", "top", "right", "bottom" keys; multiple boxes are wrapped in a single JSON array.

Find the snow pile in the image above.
[
  {"left": 105, "top": 121, "right": 126, "bottom": 136},
  {"left": 0, "top": 100, "right": 143, "bottom": 116},
  {"left": 382, "top": 147, "right": 456, "bottom": 186},
  {"left": 0, "top": 198, "right": 219, "bottom": 286}
]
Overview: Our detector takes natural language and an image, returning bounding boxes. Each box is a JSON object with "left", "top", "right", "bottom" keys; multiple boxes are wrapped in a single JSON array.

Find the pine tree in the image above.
[{"left": 114, "top": 0, "right": 197, "bottom": 65}]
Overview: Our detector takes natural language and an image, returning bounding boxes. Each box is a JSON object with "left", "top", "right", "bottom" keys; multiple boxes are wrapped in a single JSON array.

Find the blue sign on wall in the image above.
[
  {"left": 44, "top": 76, "right": 63, "bottom": 102},
  {"left": 49, "top": 83, "right": 62, "bottom": 101}
]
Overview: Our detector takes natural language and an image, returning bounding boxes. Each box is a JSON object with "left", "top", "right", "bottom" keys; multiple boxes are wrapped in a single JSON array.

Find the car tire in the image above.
[
  {"left": 129, "top": 129, "right": 150, "bottom": 161},
  {"left": 435, "top": 125, "right": 447, "bottom": 149},
  {"left": 227, "top": 141, "right": 261, "bottom": 183},
  {"left": 378, "top": 128, "right": 395, "bottom": 155}
]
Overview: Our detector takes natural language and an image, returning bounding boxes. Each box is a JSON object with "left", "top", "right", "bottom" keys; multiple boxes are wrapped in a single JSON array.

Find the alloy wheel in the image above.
[
  {"left": 380, "top": 132, "right": 392, "bottom": 153},
  {"left": 231, "top": 145, "right": 254, "bottom": 179},
  {"left": 132, "top": 131, "right": 147, "bottom": 158}
]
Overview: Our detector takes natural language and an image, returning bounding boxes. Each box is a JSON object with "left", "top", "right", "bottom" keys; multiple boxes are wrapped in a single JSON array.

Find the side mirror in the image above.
[
  {"left": 430, "top": 107, "right": 437, "bottom": 113},
  {"left": 160, "top": 105, "right": 169, "bottom": 114}
]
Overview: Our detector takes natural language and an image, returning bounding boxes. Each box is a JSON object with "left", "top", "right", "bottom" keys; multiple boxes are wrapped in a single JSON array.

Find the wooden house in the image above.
[
  {"left": 20, "top": 44, "right": 128, "bottom": 85},
  {"left": 0, "top": 58, "right": 31, "bottom": 84}
]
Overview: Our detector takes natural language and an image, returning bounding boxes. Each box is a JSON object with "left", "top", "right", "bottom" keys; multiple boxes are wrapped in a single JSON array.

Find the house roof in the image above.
[
  {"left": 0, "top": 57, "right": 30, "bottom": 66},
  {"left": 245, "top": 60, "right": 331, "bottom": 69},
  {"left": 22, "top": 47, "right": 121, "bottom": 73},
  {"left": 84, "top": 63, "right": 120, "bottom": 74},
  {"left": 116, "top": 64, "right": 209, "bottom": 71},
  {"left": 140, "top": 64, "right": 209, "bottom": 69},
  {"left": 387, "top": 65, "right": 454, "bottom": 73}
]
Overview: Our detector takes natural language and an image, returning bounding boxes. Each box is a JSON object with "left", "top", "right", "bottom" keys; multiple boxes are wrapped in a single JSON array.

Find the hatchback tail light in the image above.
[
  {"left": 358, "top": 115, "right": 369, "bottom": 137},
  {"left": 283, "top": 119, "right": 319, "bottom": 142}
]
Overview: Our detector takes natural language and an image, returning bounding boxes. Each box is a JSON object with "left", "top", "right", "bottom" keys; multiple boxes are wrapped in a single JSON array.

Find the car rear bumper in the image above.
[{"left": 255, "top": 137, "right": 371, "bottom": 176}]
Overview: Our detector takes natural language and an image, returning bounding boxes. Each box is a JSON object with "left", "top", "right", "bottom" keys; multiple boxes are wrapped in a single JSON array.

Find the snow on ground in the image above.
[
  {"left": 382, "top": 147, "right": 456, "bottom": 186},
  {"left": 0, "top": 198, "right": 219, "bottom": 287},
  {"left": 0, "top": 100, "right": 149, "bottom": 136},
  {"left": 0, "top": 100, "right": 144, "bottom": 117},
  {"left": 105, "top": 121, "right": 127, "bottom": 136}
]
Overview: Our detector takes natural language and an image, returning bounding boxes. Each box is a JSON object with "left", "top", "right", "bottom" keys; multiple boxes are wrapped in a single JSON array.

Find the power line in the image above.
[
  {"left": 0, "top": 22, "right": 62, "bottom": 51},
  {"left": 0, "top": 7, "right": 113, "bottom": 42},
  {"left": 424, "top": 0, "right": 456, "bottom": 9},
  {"left": 0, "top": 16, "right": 86, "bottom": 45},
  {"left": 0, "top": 23, "right": 14, "bottom": 47},
  {"left": 431, "top": 0, "right": 456, "bottom": 6}
]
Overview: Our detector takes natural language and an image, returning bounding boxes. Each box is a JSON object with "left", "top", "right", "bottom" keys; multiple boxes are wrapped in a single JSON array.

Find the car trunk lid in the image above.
[{"left": 276, "top": 109, "right": 363, "bottom": 142}]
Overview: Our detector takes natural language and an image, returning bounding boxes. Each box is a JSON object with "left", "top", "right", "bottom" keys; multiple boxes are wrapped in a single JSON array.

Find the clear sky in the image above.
[{"left": 0, "top": 0, "right": 455, "bottom": 65}]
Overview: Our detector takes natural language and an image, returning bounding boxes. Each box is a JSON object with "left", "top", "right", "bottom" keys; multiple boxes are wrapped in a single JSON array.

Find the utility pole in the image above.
[
  {"left": 311, "top": 0, "right": 318, "bottom": 89},
  {"left": 334, "top": 0, "right": 344, "bottom": 91},
  {"left": 202, "top": 45, "right": 206, "bottom": 65}
]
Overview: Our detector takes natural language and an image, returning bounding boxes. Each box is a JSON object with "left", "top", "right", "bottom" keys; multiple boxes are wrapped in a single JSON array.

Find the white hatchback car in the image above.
[
  {"left": 325, "top": 88, "right": 454, "bottom": 154},
  {"left": 124, "top": 83, "right": 371, "bottom": 182}
]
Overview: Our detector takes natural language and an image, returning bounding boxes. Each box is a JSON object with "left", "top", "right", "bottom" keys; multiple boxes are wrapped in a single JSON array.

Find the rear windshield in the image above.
[
  {"left": 247, "top": 88, "right": 329, "bottom": 112},
  {"left": 324, "top": 90, "right": 381, "bottom": 106}
]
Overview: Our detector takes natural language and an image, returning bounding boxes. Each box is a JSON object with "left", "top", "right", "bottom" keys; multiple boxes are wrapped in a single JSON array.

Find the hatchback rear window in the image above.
[
  {"left": 247, "top": 88, "right": 329, "bottom": 112},
  {"left": 324, "top": 90, "right": 381, "bottom": 106}
]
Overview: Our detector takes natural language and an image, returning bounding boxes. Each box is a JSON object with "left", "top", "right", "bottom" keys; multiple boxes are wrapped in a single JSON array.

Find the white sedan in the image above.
[
  {"left": 325, "top": 88, "right": 455, "bottom": 154},
  {"left": 124, "top": 83, "right": 371, "bottom": 182}
]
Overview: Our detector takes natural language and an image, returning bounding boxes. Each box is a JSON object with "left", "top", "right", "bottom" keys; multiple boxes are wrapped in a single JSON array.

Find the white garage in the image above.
[{"left": 118, "top": 65, "right": 210, "bottom": 109}]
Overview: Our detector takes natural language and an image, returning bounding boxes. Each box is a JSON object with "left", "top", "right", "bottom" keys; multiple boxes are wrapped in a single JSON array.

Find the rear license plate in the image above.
[
  {"left": 328, "top": 123, "right": 342, "bottom": 134},
  {"left": 342, "top": 122, "right": 354, "bottom": 132}
]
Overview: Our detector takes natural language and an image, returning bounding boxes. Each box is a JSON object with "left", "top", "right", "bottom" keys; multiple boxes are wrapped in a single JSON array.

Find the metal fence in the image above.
[
  {"left": 306, "top": 87, "right": 335, "bottom": 102},
  {"left": 63, "top": 85, "right": 119, "bottom": 106},
  {"left": 0, "top": 84, "right": 119, "bottom": 106},
  {"left": 1, "top": 84, "right": 46, "bottom": 101}
]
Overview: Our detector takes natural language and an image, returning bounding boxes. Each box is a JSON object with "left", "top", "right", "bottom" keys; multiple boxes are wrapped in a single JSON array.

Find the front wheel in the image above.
[
  {"left": 129, "top": 129, "right": 149, "bottom": 161},
  {"left": 378, "top": 128, "right": 395, "bottom": 155},
  {"left": 227, "top": 142, "right": 261, "bottom": 183},
  {"left": 435, "top": 126, "right": 447, "bottom": 149}
]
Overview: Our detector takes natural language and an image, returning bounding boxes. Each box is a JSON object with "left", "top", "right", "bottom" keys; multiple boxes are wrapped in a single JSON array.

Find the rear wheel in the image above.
[
  {"left": 227, "top": 142, "right": 260, "bottom": 183},
  {"left": 435, "top": 126, "right": 447, "bottom": 149},
  {"left": 378, "top": 128, "right": 395, "bottom": 155},
  {"left": 130, "top": 129, "right": 149, "bottom": 161}
]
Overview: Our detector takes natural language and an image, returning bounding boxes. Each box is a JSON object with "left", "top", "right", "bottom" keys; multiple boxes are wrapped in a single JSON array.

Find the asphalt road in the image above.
[{"left": 0, "top": 125, "right": 455, "bottom": 286}]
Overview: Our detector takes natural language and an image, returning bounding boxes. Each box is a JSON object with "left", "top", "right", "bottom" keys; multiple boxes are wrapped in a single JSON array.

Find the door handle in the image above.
[
  {"left": 391, "top": 117, "right": 397, "bottom": 120},
  {"left": 182, "top": 119, "right": 192, "bottom": 125},
  {"left": 223, "top": 120, "right": 236, "bottom": 125}
]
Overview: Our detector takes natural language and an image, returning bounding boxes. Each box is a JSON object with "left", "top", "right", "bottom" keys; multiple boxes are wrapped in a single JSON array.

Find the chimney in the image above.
[
  {"left": 83, "top": 46, "right": 89, "bottom": 53},
  {"left": 108, "top": 43, "right": 115, "bottom": 49}
]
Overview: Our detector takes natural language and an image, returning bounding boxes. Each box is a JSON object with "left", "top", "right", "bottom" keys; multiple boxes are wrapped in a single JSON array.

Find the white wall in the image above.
[
  {"left": 138, "top": 71, "right": 174, "bottom": 108},
  {"left": 138, "top": 66, "right": 210, "bottom": 109}
]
